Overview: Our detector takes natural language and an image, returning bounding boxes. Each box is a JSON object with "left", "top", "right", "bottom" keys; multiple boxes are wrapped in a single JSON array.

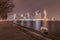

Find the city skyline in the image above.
[{"left": 11, "top": 0, "right": 60, "bottom": 19}]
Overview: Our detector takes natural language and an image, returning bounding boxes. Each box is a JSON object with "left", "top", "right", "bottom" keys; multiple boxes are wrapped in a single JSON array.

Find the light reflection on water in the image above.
[
  {"left": 35, "top": 21, "right": 40, "bottom": 31},
  {"left": 17, "top": 21, "right": 60, "bottom": 37},
  {"left": 20, "top": 21, "right": 25, "bottom": 26},
  {"left": 20, "top": 21, "right": 41, "bottom": 31}
]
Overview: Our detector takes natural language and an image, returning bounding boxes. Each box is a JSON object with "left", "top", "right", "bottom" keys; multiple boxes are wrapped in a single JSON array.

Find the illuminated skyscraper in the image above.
[
  {"left": 20, "top": 14, "right": 24, "bottom": 18},
  {"left": 44, "top": 9, "right": 47, "bottom": 19},
  {"left": 34, "top": 10, "right": 41, "bottom": 19},
  {"left": 27, "top": 12, "right": 30, "bottom": 19}
]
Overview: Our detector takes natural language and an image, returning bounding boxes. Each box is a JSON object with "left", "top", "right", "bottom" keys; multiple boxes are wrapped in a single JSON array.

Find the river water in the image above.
[{"left": 17, "top": 20, "right": 60, "bottom": 37}]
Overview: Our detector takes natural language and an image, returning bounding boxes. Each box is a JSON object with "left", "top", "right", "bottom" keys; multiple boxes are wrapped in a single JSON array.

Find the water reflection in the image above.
[
  {"left": 17, "top": 21, "right": 41, "bottom": 31},
  {"left": 17, "top": 20, "right": 60, "bottom": 37},
  {"left": 35, "top": 21, "right": 40, "bottom": 31}
]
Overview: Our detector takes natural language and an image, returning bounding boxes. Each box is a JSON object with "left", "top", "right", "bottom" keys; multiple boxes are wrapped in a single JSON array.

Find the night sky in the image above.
[{"left": 12, "top": 0, "right": 60, "bottom": 19}]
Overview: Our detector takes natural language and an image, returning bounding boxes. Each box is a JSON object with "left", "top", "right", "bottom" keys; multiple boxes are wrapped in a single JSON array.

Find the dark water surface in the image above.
[{"left": 17, "top": 20, "right": 60, "bottom": 37}]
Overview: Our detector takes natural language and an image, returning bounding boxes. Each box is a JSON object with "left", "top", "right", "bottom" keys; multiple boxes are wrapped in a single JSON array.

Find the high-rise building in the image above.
[
  {"left": 43, "top": 9, "right": 47, "bottom": 19},
  {"left": 34, "top": 10, "right": 41, "bottom": 19}
]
